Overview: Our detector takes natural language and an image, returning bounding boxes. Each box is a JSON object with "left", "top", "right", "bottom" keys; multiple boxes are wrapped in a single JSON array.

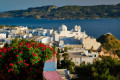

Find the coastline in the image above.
[{"left": 0, "top": 17, "right": 120, "bottom": 20}]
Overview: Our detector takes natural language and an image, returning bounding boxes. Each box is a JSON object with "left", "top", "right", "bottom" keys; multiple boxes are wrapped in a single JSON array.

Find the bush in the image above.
[{"left": 0, "top": 39, "right": 56, "bottom": 80}]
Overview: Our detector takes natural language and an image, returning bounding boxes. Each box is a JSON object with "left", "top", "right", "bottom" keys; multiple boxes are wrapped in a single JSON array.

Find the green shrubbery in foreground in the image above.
[
  {"left": 0, "top": 39, "right": 56, "bottom": 80},
  {"left": 75, "top": 57, "right": 120, "bottom": 80}
]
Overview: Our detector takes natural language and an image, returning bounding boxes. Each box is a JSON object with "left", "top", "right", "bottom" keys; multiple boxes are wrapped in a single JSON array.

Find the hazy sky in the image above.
[{"left": 0, "top": 0, "right": 120, "bottom": 12}]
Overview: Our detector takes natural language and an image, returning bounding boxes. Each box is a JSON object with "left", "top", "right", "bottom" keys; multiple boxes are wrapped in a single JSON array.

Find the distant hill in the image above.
[{"left": 0, "top": 4, "right": 120, "bottom": 19}]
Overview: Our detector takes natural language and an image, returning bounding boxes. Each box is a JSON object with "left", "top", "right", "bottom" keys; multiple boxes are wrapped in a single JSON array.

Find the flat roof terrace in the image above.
[{"left": 60, "top": 37, "right": 80, "bottom": 45}]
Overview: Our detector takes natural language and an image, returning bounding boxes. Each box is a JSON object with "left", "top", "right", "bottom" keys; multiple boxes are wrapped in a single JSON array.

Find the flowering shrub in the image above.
[{"left": 0, "top": 40, "right": 56, "bottom": 80}]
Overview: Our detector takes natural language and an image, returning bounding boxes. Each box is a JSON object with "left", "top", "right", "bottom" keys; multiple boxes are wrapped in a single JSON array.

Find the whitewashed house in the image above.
[
  {"left": 53, "top": 25, "right": 87, "bottom": 41},
  {"left": 4, "top": 38, "right": 14, "bottom": 44},
  {"left": 11, "top": 28, "right": 19, "bottom": 34},
  {"left": 35, "top": 36, "right": 52, "bottom": 44},
  {"left": 0, "top": 42, "right": 4, "bottom": 48},
  {"left": 80, "top": 37, "right": 101, "bottom": 50},
  {"left": 60, "top": 51, "right": 98, "bottom": 65},
  {"left": 38, "top": 28, "right": 53, "bottom": 37},
  {"left": 0, "top": 33, "right": 6, "bottom": 39}
]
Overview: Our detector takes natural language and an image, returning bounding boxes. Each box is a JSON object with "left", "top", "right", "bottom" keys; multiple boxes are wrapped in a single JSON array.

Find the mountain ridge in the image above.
[{"left": 0, "top": 4, "right": 120, "bottom": 19}]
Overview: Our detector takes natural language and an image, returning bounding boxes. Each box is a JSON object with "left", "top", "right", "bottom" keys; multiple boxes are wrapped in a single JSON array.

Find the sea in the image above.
[{"left": 0, "top": 18, "right": 120, "bottom": 39}]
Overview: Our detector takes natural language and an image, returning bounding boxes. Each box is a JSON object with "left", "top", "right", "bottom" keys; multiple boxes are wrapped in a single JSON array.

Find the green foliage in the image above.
[
  {"left": 62, "top": 53, "right": 69, "bottom": 60},
  {"left": 4, "top": 42, "right": 9, "bottom": 48},
  {"left": 60, "top": 59, "right": 75, "bottom": 73},
  {"left": 116, "top": 50, "right": 120, "bottom": 57},
  {"left": 0, "top": 39, "right": 55, "bottom": 79},
  {"left": 64, "top": 47, "right": 67, "bottom": 52},
  {"left": 1, "top": 4, "right": 120, "bottom": 19},
  {"left": 56, "top": 54, "right": 61, "bottom": 60},
  {"left": 51, "top": 45, "right": 56, "bottom": 52},
  {"left": 58, "top": 53, "right": 75, "bottom": 73},
  {"left": 97, "top": 34, "right": 120, "bottom": 51},
  {"left": 57, "top": 48, "right": 60, "bottom": 53},
  {"left": 75, "top": 57, "right": 120, "bottom": 80},
  {"left": 11, "top": 37, "right": 19, "bottom": 47},
  {"left": 97, "top": 34, "right": 120, "bottom": 57}
]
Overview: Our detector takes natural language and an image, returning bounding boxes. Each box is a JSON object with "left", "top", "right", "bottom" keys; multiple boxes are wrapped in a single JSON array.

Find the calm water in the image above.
[{"left": 0, "top": 18, "right": 120, "bottom": 39}]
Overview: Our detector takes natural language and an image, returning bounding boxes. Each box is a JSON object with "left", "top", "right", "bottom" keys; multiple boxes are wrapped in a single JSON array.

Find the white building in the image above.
[
  {"left": 80, "top": 37, "right": 101, "bottom": 50},
  {"left": 53, "top": 25, "right": 87, "bottom": 41},
  {"left": 0, "top": 33, "right": 6, "bottom": 39},
  {"left": 11, "top": 26, "right": 28, "bottom": 34},
  {"left": 38, "top": 28, "right": 53, "bottom": 37},
  {"left": 0, "top": 42, "right": 4, "bottom": 48},
  {"left": 35, "top": 36, "right": 52, "bottom": 44},
  {"left": 4, "top": 38, "right": 14, "bottom": 44},
  {"left": 59, "top": 47, "right": 99, "bottom": 65},
  {"left": 59, "top": 37, "right": 81, "bottom": 47},
  {"left": 60, "top": 51, "right": 98, "bottom": 66}
]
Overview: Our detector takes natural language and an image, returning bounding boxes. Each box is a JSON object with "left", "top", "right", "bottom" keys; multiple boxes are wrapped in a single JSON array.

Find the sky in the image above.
[{"left": 0, "top": 0, "right": 120, "bottom": 12}]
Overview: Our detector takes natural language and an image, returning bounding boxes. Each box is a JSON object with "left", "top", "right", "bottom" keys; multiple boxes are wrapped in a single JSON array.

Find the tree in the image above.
[
  {"left": 116, "top": 50, "right": 120, "bottom": 57},
  {"left": 4, "top": 42, "right": 9, "bottom": 48},
  {"left": 62, "top": 53, "right": 69, "bottom": 60},
  {"left": 52, "top": 45, "right": 56, "bottom": 52},
  {"left": 56, "top": 54, "right": 61, "bottom": 61},
  {"left": 75, "top": 57, "right": 120, "bottom": 80},
  {"left": 60, "top": 59, "right": 75, "bottom": 73},
  {"left": 57, "top": 48, "right": 60, "bottom": 53},
  {"left": 11, "top": 37, "right": 19, "bottom": 47},
  {"left": 64, "top": 47, "right": 67, "bottom": 52}
]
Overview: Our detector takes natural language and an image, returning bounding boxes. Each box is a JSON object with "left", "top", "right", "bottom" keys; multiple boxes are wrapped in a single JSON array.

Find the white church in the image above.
[
  {"left": 53, "top": 25, "right": 101, "bottom": 50},
  {"left": 53, "top": 24, "right": 87, "bottom": 42}
]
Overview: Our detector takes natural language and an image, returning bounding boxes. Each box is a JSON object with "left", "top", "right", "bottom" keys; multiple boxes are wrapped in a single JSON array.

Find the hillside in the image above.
[
  {"left": 0, "top": 4, "right": 120, "bottom": 19},
  {"left": 97, "top": 33, "right": 120, "bottom": 50},
  {"left": 97, "top": 33, "right": 120, "bottom": 57}
]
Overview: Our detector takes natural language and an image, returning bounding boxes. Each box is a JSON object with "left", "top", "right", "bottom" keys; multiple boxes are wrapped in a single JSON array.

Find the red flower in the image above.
[
  {"left": 10, "top": 63, "right": 13, "bottom": 67},
  {"left": 53, "top": 52, "right": 56, "bottom": 56},
  {"left": 50, "top": 48, "right": 53, "bottom": 51},
  {"left": 33, "top": 53, "right": 37, "bottom": 56},
  {"left": 10, "top": 69, "right": 13, "bottom": 72},
  {"left": 43, "top": 48, "right": 45, "bottom": 50},
  {"left": 0, "top": 55, "right": 2, "bottom": 58},
  {"left": 20, "top": 51, "right": 23, "bottom": 53},
  {"left": 17, "top": 62, "right": 20, "bottom": 64},
  {"left": 0, "top": 50, "right": 2, "bottom": 53},
  {"left": 16, "top": 55, "right": 19, "bottom": 57},
  {"left": 8, "top": 70, "right": 10, "bottom": 73},
  {"left": 23, "top": 60, "right": 25, "bottom": 62},
  {"left": 27, "top": 64, "right": 29, "bottom": 66}
]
